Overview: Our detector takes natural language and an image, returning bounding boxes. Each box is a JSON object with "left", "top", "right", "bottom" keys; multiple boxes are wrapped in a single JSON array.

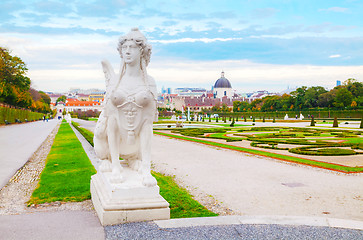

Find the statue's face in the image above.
[{"left": 121, "top": 40, "right": 141, "bottom": 65}]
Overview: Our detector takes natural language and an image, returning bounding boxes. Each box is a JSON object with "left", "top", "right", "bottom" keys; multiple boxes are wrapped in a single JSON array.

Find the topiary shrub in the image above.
[
  {"left": 333, "top": 117, "right": 338, "bottom": 127},
  {"left": 230, "top": 118, "right": 235, "bottom": 127},
  {"left": 310, "top": 116, "right": 315, "bottom": 126},
  {"left": 360, "top": 117, "right": 363, "bottom": 129}
]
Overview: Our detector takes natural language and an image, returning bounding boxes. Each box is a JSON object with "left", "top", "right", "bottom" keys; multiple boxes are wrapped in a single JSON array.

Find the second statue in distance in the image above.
[{"left": 94, "top": 28, "right": 158, "bottom": 187}]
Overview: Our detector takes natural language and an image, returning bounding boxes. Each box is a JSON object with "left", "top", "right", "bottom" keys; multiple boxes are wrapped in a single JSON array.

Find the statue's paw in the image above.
[
  {"left": 100, "top": 160, "right": 112, "bottom": 172},
  {"left": 142, "top": 174, "right": 157, "bottom": 187},
  {"left": 110, "top": 168, "right": 124, "bottom": 184},
  {"left": 129, "top": 160, "right": 141, "bottom": 171}
]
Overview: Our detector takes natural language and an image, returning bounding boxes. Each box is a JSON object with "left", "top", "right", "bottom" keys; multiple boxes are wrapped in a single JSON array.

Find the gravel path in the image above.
[
  {"left": 151, "top": 134, "right": 363, "bottom": 221},
  {"left": 0, "top": 122, "right": 94, "bottom": 215}
]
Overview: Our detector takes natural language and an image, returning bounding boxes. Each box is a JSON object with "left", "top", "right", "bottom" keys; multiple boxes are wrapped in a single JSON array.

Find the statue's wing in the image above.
[{"left": 101, "top": 60, "right": 116, "bottom": 89}]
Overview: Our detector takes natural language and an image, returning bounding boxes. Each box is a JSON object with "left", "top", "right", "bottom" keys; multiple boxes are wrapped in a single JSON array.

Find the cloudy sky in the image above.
[{"left": 1, "top": 0, "right": 362, "bottom": 93}]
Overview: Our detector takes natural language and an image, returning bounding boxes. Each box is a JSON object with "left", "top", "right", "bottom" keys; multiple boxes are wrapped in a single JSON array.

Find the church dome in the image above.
[{"left": 214, "top": 71, "right": 232, "bottom": 88}]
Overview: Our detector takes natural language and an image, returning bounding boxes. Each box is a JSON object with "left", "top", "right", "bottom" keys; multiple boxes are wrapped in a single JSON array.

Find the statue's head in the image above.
[{"left": 117, "top": 28, "right": 152, "bottom": 66}]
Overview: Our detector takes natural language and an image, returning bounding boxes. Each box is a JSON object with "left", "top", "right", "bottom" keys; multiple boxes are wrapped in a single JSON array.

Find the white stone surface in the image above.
[
  {"left": 91, "top": 28, "right": 170, "bottom": 225},
  {"left": 91, "top": 172, "right": 169, "bottom": 226},
  {"left": 154, "top": 215, "right": 363, "bottom": 230},
  {"left": 327, "top": 218, "right": 363, "bottom": 230},
  {"left": 65, "top": 113, "right": 72, "bottom": 123}
]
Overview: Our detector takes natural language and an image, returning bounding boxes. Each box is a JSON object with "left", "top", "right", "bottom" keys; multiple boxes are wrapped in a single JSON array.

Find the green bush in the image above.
[
  {"left": 0, "top": 106, "right": 44, "bottom": 124},
  {"left": 289, "top": 144, "right": 359, "bottom": 156}
]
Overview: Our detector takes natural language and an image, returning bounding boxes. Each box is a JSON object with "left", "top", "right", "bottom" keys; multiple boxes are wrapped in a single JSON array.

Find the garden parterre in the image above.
[{"left": 154, "top": 126, "right": 363, "bottom": 173}]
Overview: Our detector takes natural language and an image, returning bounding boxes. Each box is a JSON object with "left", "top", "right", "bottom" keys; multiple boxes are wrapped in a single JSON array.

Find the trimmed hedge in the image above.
[
  {"left": 289, "top": 145, "right": 360, "bottom": 156},
  {"left": 250, "top": 142, "right": 289, "bottom": 150},
  {"left": 71, "top": 121, "right": 94, "bottom": 146},
  {"left": 0, "top": 106, "right": 44, "bottom": 124},
  {"left": 217, "top": 110, "right": 363, "bottom": 119}
]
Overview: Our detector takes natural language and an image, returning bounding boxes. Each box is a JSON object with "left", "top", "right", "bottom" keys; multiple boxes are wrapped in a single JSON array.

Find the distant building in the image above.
[
  {"left": 279, "top": 86, "right": 297, "bottom": 96},
  {"left": 64, "top": 99, "right": 101, "bottom": 112},
  {"left": 160, "top": 71, "right": 247, "bottom": 112},
  {"left": 47, "top": 93, "right": 62, "bottom": 103},
  {"left": 247, "top": 90, "right": 272, "bottom": 102},
  {"left": 174, "top": 87, "right": 207, "bottom": 97},
  {"left": 89, "top": 92, "right": 105, "bottom": 103},
  {"left": 77, "top": 93, "right": 90, "bottom": 101},
  {"left": 337, "top": 80, "right": 341, "bottom": 86},
  {"left": 213, "top": 71, "right": 234, "bottom": 98}
]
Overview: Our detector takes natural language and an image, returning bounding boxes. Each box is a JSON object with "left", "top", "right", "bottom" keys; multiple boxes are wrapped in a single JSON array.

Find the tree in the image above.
[
  {"left": 233, "top": 100, "right": 250, "bottom": 112},
  {"left": 291, "top": 86, "right": 307, "bottom": 110},
  {"left": 317, "top": 91, "right": 335, "bottom": 108},
  {"left": 303, "top": 86, "right": 327, "bottom": 108},
  {"left": 261, "top": 95, "right": 281, "bottom": 112},
  {"left": 334, "top": 88, "right": 353, "bottom": 108},
  {"left": 56, "top": 95, "right": 67, "bottom": 103},
  {"left": 280, "top": 94, "right": 294, "bottom": 110},
  {"left": 39, "top": 91, "right": 51, "bottom": 105},
  {"left": 220, "top": 103, "right": 231, "bottom": 112},
  {"left": 344, "top": 78, "right": 363, "bottom": 97},
  {"left": 351, "top": 100, "right": 357, "bottom": 109},
  {"left": 250, "top": 99, "right": 263, "bottom": 111},
  {"left": 0, "top": 47, "right": 32, "bottom": 107}
]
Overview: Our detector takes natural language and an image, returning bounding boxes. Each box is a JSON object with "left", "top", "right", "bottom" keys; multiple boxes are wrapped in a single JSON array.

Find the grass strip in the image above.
[
  {"left": 28, "top": 122, "right": 97, "bottom": 205},
  {"left": 72, "top": 122, "right": 218, "bottom": 218},
  {"left": 152, "top": 171, "right": 217, "bottom": 218},
  {"left": 154, "top": 131, "right": 363, "bottom": 173}
]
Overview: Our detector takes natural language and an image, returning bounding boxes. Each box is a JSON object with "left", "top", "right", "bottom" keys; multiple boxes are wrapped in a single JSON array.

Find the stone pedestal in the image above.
[{"left": 91, "top": 168, "right": 170, "bottom": 226}]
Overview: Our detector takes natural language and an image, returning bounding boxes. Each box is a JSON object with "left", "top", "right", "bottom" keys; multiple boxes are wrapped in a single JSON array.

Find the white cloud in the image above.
[
  {"left": 321, "top": 7, "right": 349, "bottom": 13},
  {"left": 329, "top": 54, "right": 341, "bottom": 58},
  {"left": 148, "top": 59, "right": 363, "bottom": 93},
  {"left": 25, "top": 57, "right": 363, "bottom": 93},
  {"left": 149, "top": 37, "right": 243, "bottom": 44}
]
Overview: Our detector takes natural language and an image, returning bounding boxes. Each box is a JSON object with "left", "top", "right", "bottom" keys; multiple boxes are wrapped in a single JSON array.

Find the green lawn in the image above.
[
  {"left": 28, "top": 122, "right": 96, "bottom": 205},
  {"left": 152, "top": 172, "right": 217, "bottom": 218}
]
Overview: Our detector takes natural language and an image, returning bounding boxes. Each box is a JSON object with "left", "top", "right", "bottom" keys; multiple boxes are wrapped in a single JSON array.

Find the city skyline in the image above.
[{"left": 1, "top": 0, "right": 362, "bottom": 93}]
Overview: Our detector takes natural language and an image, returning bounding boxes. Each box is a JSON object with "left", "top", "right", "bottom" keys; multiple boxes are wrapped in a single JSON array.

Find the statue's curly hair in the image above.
[{"left": 117, "top": 27, "right": 152, "bottom": 66}]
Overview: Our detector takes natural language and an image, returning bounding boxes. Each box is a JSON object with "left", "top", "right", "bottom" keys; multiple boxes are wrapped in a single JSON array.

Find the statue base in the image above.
[{"left": 90, "top": 168, "right": 170, "bottom": 226}]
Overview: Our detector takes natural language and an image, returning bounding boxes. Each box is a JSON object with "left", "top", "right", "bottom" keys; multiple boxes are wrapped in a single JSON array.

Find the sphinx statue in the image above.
[{"left": 93, "top": 28, "right": 158, "bottom": 187}]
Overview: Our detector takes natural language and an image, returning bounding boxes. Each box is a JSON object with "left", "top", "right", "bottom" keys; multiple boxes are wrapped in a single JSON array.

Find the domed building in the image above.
[{"left": 213, "top": 71, "right": 233, "bottom": 98}]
